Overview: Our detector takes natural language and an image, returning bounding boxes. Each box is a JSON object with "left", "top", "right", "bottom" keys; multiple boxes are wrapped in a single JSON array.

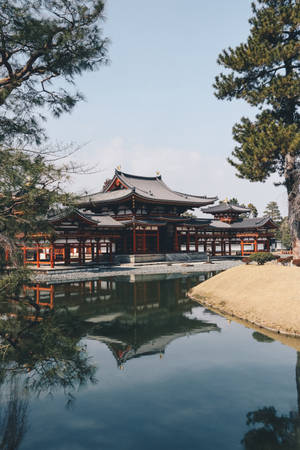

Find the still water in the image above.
[{"left": 0, "top": 273, "right": 299, "bottom": 450}]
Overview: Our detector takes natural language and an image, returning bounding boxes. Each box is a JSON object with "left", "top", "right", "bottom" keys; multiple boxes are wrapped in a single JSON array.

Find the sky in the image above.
[{"left": 46, "top": 0, "right": 288, "bottom": 217}]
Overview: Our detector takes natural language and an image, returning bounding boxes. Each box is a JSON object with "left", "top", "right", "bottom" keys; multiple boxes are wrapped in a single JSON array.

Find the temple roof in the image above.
[
  {"left": 48, "top": 209, "right": 124, "bottom": 228},
  {"left": 202, "top": 203, "right": 250, "bottom": 215},
  {"left": 78, "top": 169, "right": 217, "bottom": 207},
  {"left": 208, "top": 217, "right": 277, "bottom": 230}
]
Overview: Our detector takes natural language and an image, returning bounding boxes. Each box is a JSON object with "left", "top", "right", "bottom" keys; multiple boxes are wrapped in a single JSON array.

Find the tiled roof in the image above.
[
  {"left": 202, "top": 203, "right": 250, "bottom": 214},
  {"left": 78, "top": 169, "right": 217, "bottom": 207},
  {"left": 208, "top": 217, "right": 277, "bottom": 230},
  {"left": 48, "top": 209, "right": 124, "bottom": 228}
]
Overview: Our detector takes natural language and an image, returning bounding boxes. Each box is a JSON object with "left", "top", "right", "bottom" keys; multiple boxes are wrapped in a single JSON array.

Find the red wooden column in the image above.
[
  {"left": 254, "top": 238, "right": 258, "bottom": 253},
  {"left": 50, "top": 244, "right": 54, "bottom": 268},
  {"left": 186, "top": 229, "right": 190, "bottom": 253},
  {"left": 96, "top": 239, "right": 100, "bottom": 261},
  {"left": 91, "top": 243, "right": 95, "bottom": 261},
  {"left": 109, "top": 242, "right": 113, "bottom": 262},
  {"left": 133, "top": 226, "right": 136, "bottom": 254},
  {"left": 78, "top": 241, "right": 82, "bottom": 264},
  {"left": 266, "top": 239, "right": 270, "bottom": 252},
  {"left": 36, "top": 243, "right": 40, "bottom": 268},
  {"left": 212, "top": 239, "right": 216, "bottom": 256},
  {"left": 195, "top": 234, "right": 199, "bottom": 253},
  {"left": 156, "top": 228, "right": 160, "bottom": 253},
  {"left": 228, "top": 240, "right": 232, "bottom": 256},
  {"left": 82, "top": 240, "right": 86, "bottom": 264},
  {"left": 241, "top": 240, "right": 244, "bottom": 256}
]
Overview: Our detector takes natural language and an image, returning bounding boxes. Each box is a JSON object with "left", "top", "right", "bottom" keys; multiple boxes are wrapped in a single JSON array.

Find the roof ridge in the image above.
[{"left": 116, "top": 169, "right": 162, "bottom": 181}]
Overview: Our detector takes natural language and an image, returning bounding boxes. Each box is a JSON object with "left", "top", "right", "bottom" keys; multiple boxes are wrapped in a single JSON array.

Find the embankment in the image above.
[{"left": 189, "top": 264, "right": 300, "bottom": 337}]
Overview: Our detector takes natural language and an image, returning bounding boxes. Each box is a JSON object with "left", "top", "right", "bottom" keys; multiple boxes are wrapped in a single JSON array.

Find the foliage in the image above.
[
  {"left": 214, "top": 0, "right": 300, "bottom": 255},
  {"left": 0, "top": 0, "right": 109, "bottom": 144},
  {"left": 219, "top": 197, "right": 239, "bottom": 205},
  {"left": 242, "top": 406, "right": 300, "bottom": 449},
  {"left": 252, "top": 331, "right": 274, "bottom": 343},
  {"left": 247, "top": 203, "right": 258, "bottom": 218},
  {"left": 280, "top": 216, "right": 292, "bottom": 249},
  {"left": 0, "top": 148, "right": 74, "bottom": 269},
  {"left": 264, "top": 201, "right": 282, "bottom": 222},
  {"left": 0, "top": 293, "right": 97, "bottom": 398},
  {"left": 249, "top": 252, "right": 277, "bottom": 265}
]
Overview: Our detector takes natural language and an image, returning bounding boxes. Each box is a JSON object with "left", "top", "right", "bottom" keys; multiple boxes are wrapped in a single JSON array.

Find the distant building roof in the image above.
[
  {"left": 208, "top": 216, "right": 277, "bottom": 230},
  {"left": 202, "top": 203, "right": 250, "bottom": 215},
  {"left": 78, "top": 169, "right": 217, "bottom": 207}
]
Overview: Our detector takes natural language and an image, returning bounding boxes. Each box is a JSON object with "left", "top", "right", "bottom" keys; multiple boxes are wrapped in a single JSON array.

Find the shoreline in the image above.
[
  {"left": 189, "top": 264, "right": 300, "bottom": 338},
  {"left": 32, "top": 259, "right": 241, "bottom": 284}
]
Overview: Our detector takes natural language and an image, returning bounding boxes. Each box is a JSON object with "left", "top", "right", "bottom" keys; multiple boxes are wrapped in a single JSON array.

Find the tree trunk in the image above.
[{"left": 285, "top": 154, "right": 300, "bottom": 259}]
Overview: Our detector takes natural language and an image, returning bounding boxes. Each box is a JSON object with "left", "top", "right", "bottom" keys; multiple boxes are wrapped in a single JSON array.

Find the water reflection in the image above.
[
  {"left": 0, "top": 273, "right": 299, "bottom": 449},
  {"left": 242, "top": 342, "right": 300, "bottom": 449}
]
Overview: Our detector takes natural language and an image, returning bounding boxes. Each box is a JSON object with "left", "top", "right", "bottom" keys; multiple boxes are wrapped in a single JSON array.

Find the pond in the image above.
[{"left": 0, "top": 273, "right": 299, "bottom": 450}]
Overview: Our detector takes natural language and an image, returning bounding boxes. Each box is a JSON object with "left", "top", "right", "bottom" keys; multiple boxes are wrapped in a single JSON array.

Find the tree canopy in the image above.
[
  {"left": 0, "top": 0, "right": 109, "bottom": 144},
  {"left": 263, "top": 201, "right": 282, "bottom": 222},
  {"left": 214, "top": 0, "right": 300, "bottom": 256}
]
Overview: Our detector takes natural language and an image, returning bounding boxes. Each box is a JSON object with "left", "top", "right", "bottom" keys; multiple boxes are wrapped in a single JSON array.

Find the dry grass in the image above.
[{"left": 189, "top": 264, "right": 300, "bottom": 337}]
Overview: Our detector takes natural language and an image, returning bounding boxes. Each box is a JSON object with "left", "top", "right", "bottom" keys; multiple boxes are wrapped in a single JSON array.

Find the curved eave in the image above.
[
  {"left": 48, "top": 210, "right": 99, "bottom": 227},
  {"left": 131, "top": 192, "right": 217, "bottom": 207}
]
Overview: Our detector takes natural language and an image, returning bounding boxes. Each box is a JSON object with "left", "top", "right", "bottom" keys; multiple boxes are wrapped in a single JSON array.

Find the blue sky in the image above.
[{"left": 46, "top": 0, "right": 287, "bottom": 216}]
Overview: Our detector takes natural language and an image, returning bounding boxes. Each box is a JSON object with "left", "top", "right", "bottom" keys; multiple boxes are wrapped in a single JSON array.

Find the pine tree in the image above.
[
  {"left": 247, "top": 203, "right": 258, "bottom": 218},
  {"left": 263, "top": 201, "right": 282, "bottom": 222},
  {"left": 0, "top": 0, "right": 108, "bottom": 144},
  {"left": 280, "top": 216, "right": 292, "bottom": 249},
  {"left": 214, "top": 0, "right": 300, "bottom": 257}
]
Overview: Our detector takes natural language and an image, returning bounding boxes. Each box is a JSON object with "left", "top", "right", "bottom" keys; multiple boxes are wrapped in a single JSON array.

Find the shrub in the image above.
[{"left": 249, "top": 252, "right": 277, "bottom": 265}]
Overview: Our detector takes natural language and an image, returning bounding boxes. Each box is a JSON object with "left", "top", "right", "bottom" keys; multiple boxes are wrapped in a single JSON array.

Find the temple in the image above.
[{"left": 21, "top": 169, "right": 277, "bottom": 267}]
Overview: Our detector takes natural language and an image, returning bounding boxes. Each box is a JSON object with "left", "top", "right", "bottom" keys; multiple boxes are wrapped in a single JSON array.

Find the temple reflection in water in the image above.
[{"left": 24, "top": 273, "right": 220, "bottom": 367}]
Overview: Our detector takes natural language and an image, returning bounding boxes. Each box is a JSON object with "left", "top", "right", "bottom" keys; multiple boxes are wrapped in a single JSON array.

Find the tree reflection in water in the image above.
[
  {"left": 242, "top": 338, "right": 300, "bottom": 449},
  {"left": 0, "top": 380, "right": 28, "bottom": 450}
]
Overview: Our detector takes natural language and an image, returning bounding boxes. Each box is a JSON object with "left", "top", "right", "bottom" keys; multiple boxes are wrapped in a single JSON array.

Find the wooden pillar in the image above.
[
  {"left": 241, "top": 240, "right": 244, "bottom": 256},
  {"left": 65, "top": 244, "right": 70, "bottom": 266},
  {"left": 195, "top": 234, "right": 199, "bottom": 253},
  {"left": 266, "top": 239, "right": 270, "bottom": 252},
  {"left": 223, "top": 239, "right": 226, "bottom": 256},
  {"left": 187, "top": 229, "right": 190, "bottom": 253},
  {"left": 143, "top": 228, "right": 146, "bottom": 253},
  {"left": 157, "top": 228, "right": 160, "bottom": 253},
  {"left": 229, "top": 240, "right": 232, "bottom": 256},
  {"left": 50, "top": 285, "right": 54, "bottom": 309},
  {"left": 91, "top": 243, "right": 95, "bottom": 261},
  {"left": 110, "top": 242, "right": 113, "bottom": 262},
  {"left": 212, "top": 240, "right": 216, "bottom": 256},
  {"left": 96, "top": 239, "right": 100, "bottom": 261},
  {"left": 50, "top": 244, "right": 55, "bottom": 268},
  {"left": 82, "top": 240, "right": 86, "bottom": 264},
  {"left": 36, "top": 243, "right": 40, "bottom": 268},
  {"left": 133, "top": 227, "right": 136, "bottom": 254},
  {"left": 78, "top": 241, "right": 82, "bottom": 264},
  {"left": 174, "top": 228, "right": 179, "bottom": 252},
  {"left": 254, "top": 239, "right": 257, "bottom": 253},
  {"left": 36, "top": 284, "right": 40, "bottom": 304}
]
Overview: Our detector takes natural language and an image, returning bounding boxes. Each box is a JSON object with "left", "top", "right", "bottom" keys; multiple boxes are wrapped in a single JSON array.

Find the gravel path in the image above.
[{"left": 33, "top": 259, "right": 242, "bottom": 284}]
